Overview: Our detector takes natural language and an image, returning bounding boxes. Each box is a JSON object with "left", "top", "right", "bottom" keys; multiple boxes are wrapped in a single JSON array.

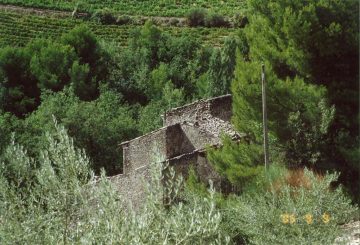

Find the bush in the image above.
[
  {"left": 0, "top": 125, "right": 228, "bottom": 244},
  {"left": 168, "top": 18, "right": 179, "bottom": 26},
  {"left": 116, "top": 15, "right": 132, "bottom": 25},
  {"left": 187, "top": 8, "right": 207, "bottom": 27},
  {"left": 23, "top": 88, "right": 138, "bottom": 175},
  {"left": 0, "top": 120, "right": 92, "bottom": 244},
  {"left": 91, "top": 8, "right": 117, "bottom": 24},
  {"left": 205, "top": 12, "right": 229, "bottom": 27},
  {"left": 232, "top": 13, "right": 248, "bottom": 28},
  {"left": 0, "top": 112, "right": 24, "bottom": 155},
  {"left": 237, "top": 29, "right": 249, "bottom": 58},
  {"left": 208, "top": 136, "right": 264, "bottom": 189},
  {"left": 220, "top": 167, "right": 358, "bottom": 244}
]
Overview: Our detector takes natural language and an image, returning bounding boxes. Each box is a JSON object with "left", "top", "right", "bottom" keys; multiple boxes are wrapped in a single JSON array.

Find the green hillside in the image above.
[{"left": 0, "top": 0, "right": 247, "bottom": 16}]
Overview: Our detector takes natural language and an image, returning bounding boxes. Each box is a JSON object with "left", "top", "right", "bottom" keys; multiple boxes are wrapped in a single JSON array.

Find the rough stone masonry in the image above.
[{"left": 110, "top": 94, "right": 243, "bottom": 208}]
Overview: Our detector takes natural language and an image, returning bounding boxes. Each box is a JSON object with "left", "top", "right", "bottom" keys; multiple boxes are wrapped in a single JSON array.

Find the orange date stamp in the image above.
[{"left": 280, "top": 212, "right": 331, "bottom": 224}]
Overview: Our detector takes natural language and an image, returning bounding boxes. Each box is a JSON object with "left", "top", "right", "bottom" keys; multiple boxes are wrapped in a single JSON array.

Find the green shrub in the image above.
[
  {"left": 187, "top": 8, "right": 207, "bottom": 27},
  {"left": 168, "top": 17, "right": 179, "bottom": 26},
  {"left": 205, "top": 12, "right": 229, "bottom": 27},
  {"left": 187, "top": 9, "right": 229, "bottom": 27},
  {"left": 91, "top": 8, "right": 117, "bottom": 24},
  {"left": 0, "top": 46, "right": 39, "bottom": 117},
  {"left": 22, "top": 87, "right": 138, "bottom": 175},
  {"left": 237, "top": 29, "right": 249, "bottom": 58},
  {"left": 208, "top": 136, "right": 264, "bottom": 189},
  {"left": 0, "top": 123, "right": 228, "bottom": 244},
  {"left": 241, "top": 162, "right": 287, "bottom": 195},
  {"left": 0, "top": 112, "right": 23, "bottom": 155},
  {"left": 232, "top": 13, "right": 248, "bottom": 28},
  {"left": 220, "top": 168, "right": 358, "bottom": 244},
  {"left": 116, "top": 15, "right": 132, "bottom": 25},
  {"left": 30, "top": 42, "right": 77, "bottom": 92},
  {"left": 0, "top": 119, "right": 92, "bottom": 244}
]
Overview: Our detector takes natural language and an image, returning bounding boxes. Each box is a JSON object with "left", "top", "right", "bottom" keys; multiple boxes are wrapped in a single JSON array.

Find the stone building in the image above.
[{"left": 110, "top": 94, "right": 242, "bottom": 207}]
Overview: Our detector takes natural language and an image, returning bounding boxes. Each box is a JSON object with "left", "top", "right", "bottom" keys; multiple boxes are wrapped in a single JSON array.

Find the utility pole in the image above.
[{"left": 261, "top": 64, "right": 269, "bottom": 169}]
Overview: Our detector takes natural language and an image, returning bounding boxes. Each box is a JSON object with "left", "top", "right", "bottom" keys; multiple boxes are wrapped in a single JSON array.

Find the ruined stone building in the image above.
[{"left": 111, "top": 94, "right": 242, "bottom": 207}]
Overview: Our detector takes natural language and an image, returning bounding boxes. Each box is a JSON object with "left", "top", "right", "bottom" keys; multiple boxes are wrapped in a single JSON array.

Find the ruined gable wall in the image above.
[
  {"left": 209, "top": 95, "right": 232, "bottom": 121},
  {"left": 115, "top": 123, "right": 201, "bottom": 208},
  {"left": 165, "top": 124, "right": 195, "bottom": 158},
  {"left": 112, "top": 151, "right": 227, "bottom": 209},
  {"left": 179, "top": 123, "right": 221, "bottom": 149},
  {"left": 122, "top": 123, "right": 204, "bottom": 175},
  {"left": 121, "top": 126, "right": 168, "bottom": 174},
  {"left": 164, "top": 99, "right": 209, "bottom": 126},
  {"left": 164, "top": 94, "right": 232, "bottom": 127}
]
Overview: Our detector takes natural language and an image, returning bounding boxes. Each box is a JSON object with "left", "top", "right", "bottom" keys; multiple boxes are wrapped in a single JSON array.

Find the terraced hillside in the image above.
[
  {"left": 0, "top": 9, "right": 238, "bottom": 47},
  {"left": 0, "top": 0, "right": 247, "bottom": 17}
]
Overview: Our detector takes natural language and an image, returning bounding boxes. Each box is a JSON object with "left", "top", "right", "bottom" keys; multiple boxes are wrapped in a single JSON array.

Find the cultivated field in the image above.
[
  {"left": 0, "top": 0, "right": 247, "bottom": 16},
  {"left": 0, "top": 10, "right": 238, "bottom": 47}
]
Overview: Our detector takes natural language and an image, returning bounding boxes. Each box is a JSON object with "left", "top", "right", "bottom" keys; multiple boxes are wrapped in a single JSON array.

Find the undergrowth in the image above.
[
  {"left": 0, "top": 120, "right": 357, "bottom": 244},
  {"left": 0, "top": 119, "right": 228, "bottom": 244}
]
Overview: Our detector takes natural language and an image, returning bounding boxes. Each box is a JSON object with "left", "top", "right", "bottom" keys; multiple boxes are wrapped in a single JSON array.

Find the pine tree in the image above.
[
  {"left": 209, "top": 0, "right": 358, "bottom": 200},
  {"left": 207, "top": 48, "right": 223, "bottom": 97},
  {"left": 220, "top": 37, "right": 237, "bottom": 95},
  {"left": 243, "top": 0, "right": 359, "bottom": 201}
]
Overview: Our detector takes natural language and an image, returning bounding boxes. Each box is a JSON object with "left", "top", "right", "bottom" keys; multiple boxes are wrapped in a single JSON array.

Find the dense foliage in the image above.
[
  {"left": 209, "top": 0, "right": 359, "bottom": 203},
  {"left": 106, "top": 21, "right": 238, "bottom": 133},
  {"left": 0, "top": 124, "right": 228, "bottom": 244},
  {"left": 20, "top": 88, "right": 138, "bottom": 175},
  {"left": 220, "top": 165, "right": 358, "bottom": 244},
  {"left": 0, "top": 125, "right": 357, "bottom": 244},
  {"left": 0, "top": 25, "right": 108, "bottom": 117},
  {"left": 0, "top": 0, "right": 358, "bottom": 243},
  {"left": 0, "top": 21, "right": 239, "bottom": 174}
]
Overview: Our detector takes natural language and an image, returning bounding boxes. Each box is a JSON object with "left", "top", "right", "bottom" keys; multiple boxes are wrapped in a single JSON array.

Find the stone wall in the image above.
[
  {"left": 121, "top": 124, "right": 179, "bottom": 174},
  {"left": 164, "top": 99, "right": 209, "bottom": 127},
  {"left": 179, "top": 123, "right": 220, "bottom": 149},
  {"left": 111, "top": 152, "right": 227, "bottom": 208},
  {"left": 164, "top": 94, "right": 232, "bottom": 126},
  {"left": 209, "top": 94, "right": 232, "bottom": 121},
  {"left": 165, "top": 124, "right": 195, "bottom": 158},
  {"left": 110, "top": 165, "right": 152, "bottom": 210},
  {"left": 168, "top": 151, "right": 224, "bottom": 191},
  {"left": 114, "top": 94, "right": 239, "bottom": 208}
]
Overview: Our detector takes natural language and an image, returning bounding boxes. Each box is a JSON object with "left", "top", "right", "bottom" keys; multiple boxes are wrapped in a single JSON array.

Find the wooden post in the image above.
[{"left": 261, "top": 64, "right": 269, "bottom": 169}]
